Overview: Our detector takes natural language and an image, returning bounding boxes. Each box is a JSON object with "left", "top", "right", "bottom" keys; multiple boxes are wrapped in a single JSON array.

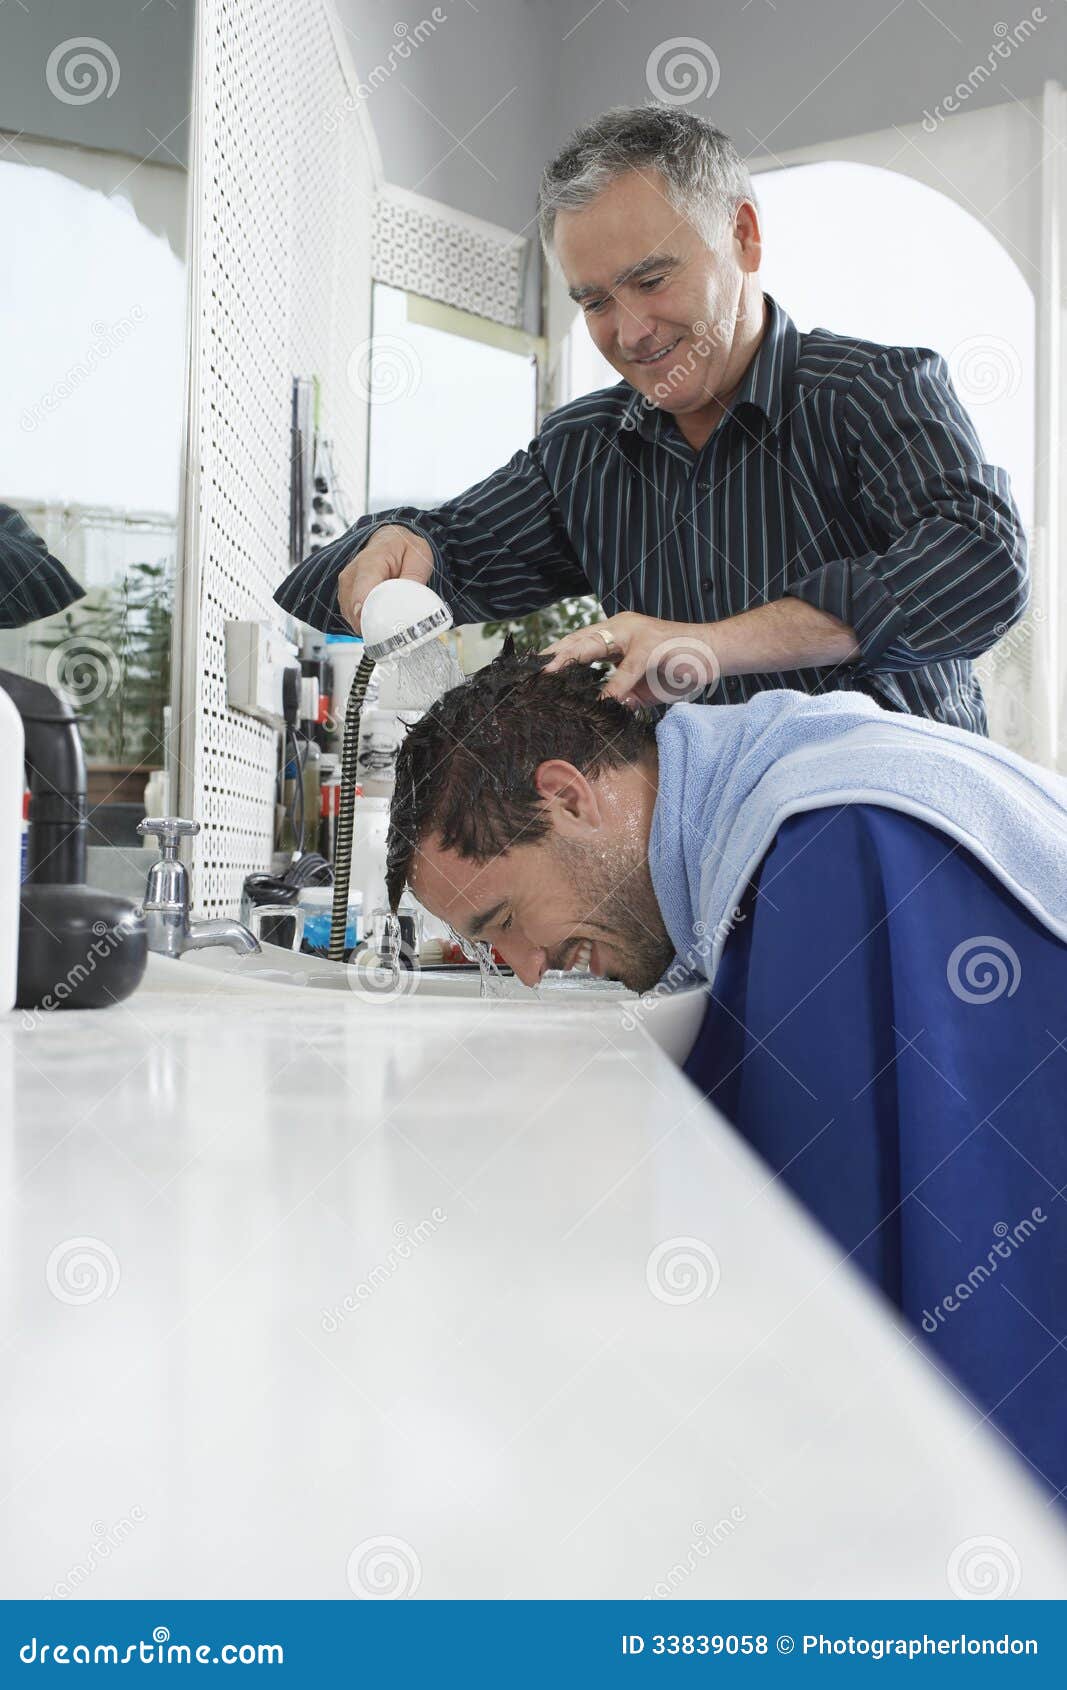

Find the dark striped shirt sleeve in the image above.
[
  {"left": 0, "top": 504, "right": 85, "bottom": 629},
  {"left": 785, "top": 349, "right": 1028, "bottom": 672},
  {"left": 275, "top": 434, "right": 589, "bottom": 631}
]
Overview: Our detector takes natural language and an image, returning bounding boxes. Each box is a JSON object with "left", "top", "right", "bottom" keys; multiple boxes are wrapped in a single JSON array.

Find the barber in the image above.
[{"left": 276, "top": 105, "right": 1027, "bottom": 733}]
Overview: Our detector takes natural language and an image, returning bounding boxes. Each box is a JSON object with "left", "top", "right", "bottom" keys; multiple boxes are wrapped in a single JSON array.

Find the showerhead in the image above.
[{"left": 360, "top": 578, "right": 453, "bottom": 664}]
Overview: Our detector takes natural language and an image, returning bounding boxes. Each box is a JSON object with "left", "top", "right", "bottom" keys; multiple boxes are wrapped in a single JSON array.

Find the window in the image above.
[
  {"left": 365, "top": 283, "right": 538, "bottom": 513},
  {"left": 753, "top": 160, "right": 1034, "bottom": 528},
  {"left": 0, "top": 157, "right": 186, "bottom": 782},
  {"left": 0, "top": 159, "right": 186, "bottom": 512},
  {"left": 558, "top": 160, "right": 1035, "bottom": 533}
]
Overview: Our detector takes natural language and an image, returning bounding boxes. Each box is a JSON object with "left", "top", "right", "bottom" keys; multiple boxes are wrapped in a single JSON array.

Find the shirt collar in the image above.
[{"left": 618, "top": 293, "right": 800, "bottom": 446}]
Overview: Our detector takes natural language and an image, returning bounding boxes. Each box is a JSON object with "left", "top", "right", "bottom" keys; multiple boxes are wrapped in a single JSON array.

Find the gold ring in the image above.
[{"left": 595, "top": 627, "right": 616, "bottom": 649}]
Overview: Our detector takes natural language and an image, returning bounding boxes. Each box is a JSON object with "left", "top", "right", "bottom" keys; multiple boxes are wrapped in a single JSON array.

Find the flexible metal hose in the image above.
[{"left": 328, "top": 652, "right": 376, "bottom": 960}]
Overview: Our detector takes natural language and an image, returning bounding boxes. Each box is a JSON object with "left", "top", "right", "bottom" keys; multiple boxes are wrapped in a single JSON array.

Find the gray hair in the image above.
[{"left": 537, "top": 104, "right": 755, "bottom": 258}]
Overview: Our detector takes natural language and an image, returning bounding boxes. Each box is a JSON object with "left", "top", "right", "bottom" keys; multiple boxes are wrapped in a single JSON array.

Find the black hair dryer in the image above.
[{"left": 0, "top": 668, "right": 147, "bottom": 1010}]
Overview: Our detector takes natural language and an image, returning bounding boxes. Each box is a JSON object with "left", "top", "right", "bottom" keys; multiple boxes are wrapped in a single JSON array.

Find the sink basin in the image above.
[
  {"left": 138, "top": 940, "right": 709, "bottom": 1060},
  {"left": 141, "top": 941, "right": 495, "bottom": 998}
]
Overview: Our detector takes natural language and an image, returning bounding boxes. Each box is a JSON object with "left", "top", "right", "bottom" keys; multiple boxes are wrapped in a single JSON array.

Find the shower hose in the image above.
[{"left": 328, "top": 652, "right": 377, "bottom": 961}]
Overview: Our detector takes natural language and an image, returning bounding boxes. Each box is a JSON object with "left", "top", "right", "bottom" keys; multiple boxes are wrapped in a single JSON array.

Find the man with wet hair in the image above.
[
  {"left": 386, "top": 652, "right": 1066, "bottom": 998},
  {"left": 386, "top": 653, "right": 672, "bottom": 994},
  {"left": 387, "top": 655, "right": 1067, "bottom": 1509}
]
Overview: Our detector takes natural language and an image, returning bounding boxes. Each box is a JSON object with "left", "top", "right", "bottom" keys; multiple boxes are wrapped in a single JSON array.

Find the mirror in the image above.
[
  {"left": 0, "top": 4, "right": 194, "bottom": 879},
  {"left": 362, "top": 282, "right": 578, "bottom": 665}
]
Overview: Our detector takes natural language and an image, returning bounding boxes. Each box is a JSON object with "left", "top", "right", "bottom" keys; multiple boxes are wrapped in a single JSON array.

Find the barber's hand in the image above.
[
  {"left": 540, "top": 613, "right": 722, "bottom": 706},
  {"left": 337, "top": 524, "right": 434, "bottom": 633}
]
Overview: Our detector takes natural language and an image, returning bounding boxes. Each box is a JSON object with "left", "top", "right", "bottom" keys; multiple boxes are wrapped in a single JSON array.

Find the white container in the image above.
[
  {"left": 355, "top": 702, "right": 406, "bottom": 797},
  {"left": 0, "top": 688, "right": 25, "bottom": 1013},
  {"left": 141, "top": 769, "right": 169, "bottom": 844},
  {"left": 350, "top": 794, "right": 390, "bottom": 917},
  {"left": 297, "top": 884, "right": 361, "bottom": 951},
  {"left": 349, "top": 791, "right": 450, "bottom": 943}
]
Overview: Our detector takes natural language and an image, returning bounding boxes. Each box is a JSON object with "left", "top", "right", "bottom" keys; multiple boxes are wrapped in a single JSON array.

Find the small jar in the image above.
[{"left": 298, "top": 885, "right": 361, "bottom": 953}]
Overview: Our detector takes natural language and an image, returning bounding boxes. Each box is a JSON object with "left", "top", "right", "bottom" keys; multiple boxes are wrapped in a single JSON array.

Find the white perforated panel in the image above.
[
  {"left": 373, "top": 186, "right": 527, "bottom": 329},
  {"left": 176, "top": 0, "right": 374, "bottom": 915}
]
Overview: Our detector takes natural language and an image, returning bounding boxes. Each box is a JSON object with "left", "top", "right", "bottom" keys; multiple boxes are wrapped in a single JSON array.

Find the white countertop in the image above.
[{"left": 3, "top": 951, "right": 1067, "bottom": 1600}]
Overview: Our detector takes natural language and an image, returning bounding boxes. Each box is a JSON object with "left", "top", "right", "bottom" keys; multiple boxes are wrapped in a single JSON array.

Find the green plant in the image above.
[
  {"left": 482, "top": 593, "right": 603, "bottom": 655},
  {"left": 32, "top": 559, "right": 172, "bottom": 765}
]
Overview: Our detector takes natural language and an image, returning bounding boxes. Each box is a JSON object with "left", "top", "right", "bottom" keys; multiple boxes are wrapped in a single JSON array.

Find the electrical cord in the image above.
[
  {"left": 283, "top": 851, "right": 332, "bottom": 888},
  {"left": 286, "top": 725, "right": 307, "bottom": 856},
  {"left": 281, "top": 729, "right": 295, "bottom": 844}
]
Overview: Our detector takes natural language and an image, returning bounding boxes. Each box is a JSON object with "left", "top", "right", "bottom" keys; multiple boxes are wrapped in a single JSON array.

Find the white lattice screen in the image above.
[
  {"left": 175, "top": 0, "right": 375, "bottom": 915},
  {"left": 372, "top": 185, "right": 527, "bottom": 329},
  {"left": 175, "top": 3, "right": 534, "bottom": 915}
]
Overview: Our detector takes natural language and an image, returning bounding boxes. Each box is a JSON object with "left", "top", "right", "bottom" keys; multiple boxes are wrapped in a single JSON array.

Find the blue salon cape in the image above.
[{"left": 684, "top": 803, "right": 1067, "bottom": 1503}]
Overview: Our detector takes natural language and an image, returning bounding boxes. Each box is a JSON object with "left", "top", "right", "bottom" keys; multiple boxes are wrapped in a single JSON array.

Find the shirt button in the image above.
[
  {"left": 700, "top": 575, "right": 714, "bottom": 591},
  {"left": 696, "top": 479, "right": 711, "bottom": 492}
]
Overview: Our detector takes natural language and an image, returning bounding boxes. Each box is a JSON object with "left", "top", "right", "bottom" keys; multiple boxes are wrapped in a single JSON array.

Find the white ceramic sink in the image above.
[
  {"left": 140, "top": 940, "right": 492, "bottom": 998},
  {"left": 138, "top": 941, "right": 710, "bottom": 1060}
]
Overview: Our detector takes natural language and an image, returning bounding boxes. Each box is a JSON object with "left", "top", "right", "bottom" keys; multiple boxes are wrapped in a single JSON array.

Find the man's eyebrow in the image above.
[
  {"left": 467, "top": 900, "right": 508, "bottom": 939},
  {"left": 568, "top": 253, "right": 681, "bottom": 304}
]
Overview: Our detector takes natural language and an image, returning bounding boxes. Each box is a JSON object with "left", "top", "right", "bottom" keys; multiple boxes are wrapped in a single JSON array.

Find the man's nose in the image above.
[
  {"left": 617, "top": 306, "right": 660, "bottom": 357},
  {"left": 498, "top": 938, "right": 547, "bottom": 988}
]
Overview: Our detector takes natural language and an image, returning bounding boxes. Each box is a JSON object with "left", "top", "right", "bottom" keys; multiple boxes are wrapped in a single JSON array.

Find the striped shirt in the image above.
[
  {"left": 0, "top": 504, "right": 84, "bottom": 629},
  {"left": 276, "top": 294, "right": 1028, "bottom": 733}
]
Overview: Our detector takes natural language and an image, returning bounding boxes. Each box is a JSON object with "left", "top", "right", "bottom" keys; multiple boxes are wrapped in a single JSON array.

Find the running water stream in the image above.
[
  {"left": 450, "top": 930, "right": 514, "bottom": 999},
  {"left": 387, "top": 639, "right": 464, "bottom": 711},
  {"left": 361, "top": 638, "right": 465, "bottom": 986}
]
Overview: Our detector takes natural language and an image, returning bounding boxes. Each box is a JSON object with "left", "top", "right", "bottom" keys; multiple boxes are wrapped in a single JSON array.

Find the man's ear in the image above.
[
  {"left": 733, "top": 199, "right": 762, "bottom": 272},
  {"left": 533, "top": 759, "right": 601, "bottom": 837}
]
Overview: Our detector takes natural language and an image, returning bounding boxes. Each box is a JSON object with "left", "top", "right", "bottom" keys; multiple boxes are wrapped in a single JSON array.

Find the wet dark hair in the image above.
[{"left": 385, "top": 650, "right": 656, "bottom": 910}]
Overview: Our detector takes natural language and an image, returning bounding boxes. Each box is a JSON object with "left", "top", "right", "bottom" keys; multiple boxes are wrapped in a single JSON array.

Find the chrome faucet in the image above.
[{"left": 137, "top": 818, "right": 261, "bottom": 958}]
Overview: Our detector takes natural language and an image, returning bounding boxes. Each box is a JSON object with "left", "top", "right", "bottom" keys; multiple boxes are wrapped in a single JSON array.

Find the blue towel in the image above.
[{"left": 649, "top": 689, "right": 1067, "bottom": 983}]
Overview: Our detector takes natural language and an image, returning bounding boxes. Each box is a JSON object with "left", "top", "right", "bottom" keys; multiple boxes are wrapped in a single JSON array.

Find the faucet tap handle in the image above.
[{"left": 137, "top": 817, "right": 200, "bottom": 855}]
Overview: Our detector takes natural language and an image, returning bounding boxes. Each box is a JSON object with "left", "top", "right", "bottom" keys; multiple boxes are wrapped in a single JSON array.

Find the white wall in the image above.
[
  {"left": 550, "top": 0, "right": 1065, "bottom": 160},
  {"left": 0, "top": 0, "right": 193, "bottom": 164}
]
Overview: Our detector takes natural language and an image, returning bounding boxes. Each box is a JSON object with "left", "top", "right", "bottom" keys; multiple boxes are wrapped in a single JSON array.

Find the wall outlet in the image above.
[{"left": 224, "top": 621, "right": 297, "bottom": 728}]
